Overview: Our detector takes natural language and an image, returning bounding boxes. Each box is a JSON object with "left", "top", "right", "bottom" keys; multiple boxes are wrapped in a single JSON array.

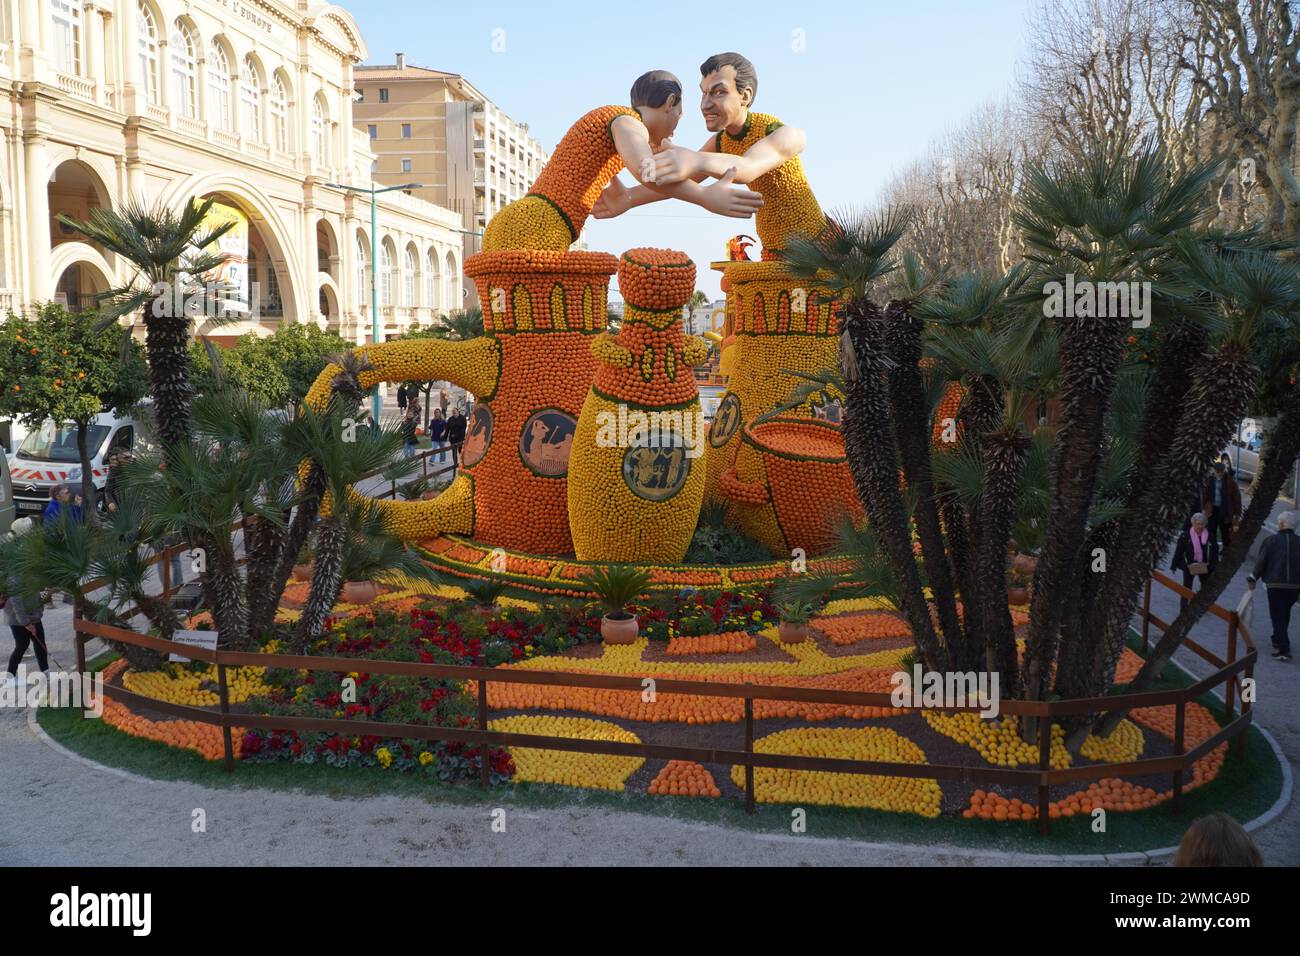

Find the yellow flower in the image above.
[
  {"left": 418, "top": 751, "right": 433, "bottom": 766},
  {"left": 376, "top": 747, "right": 392, "bottom": 768}
]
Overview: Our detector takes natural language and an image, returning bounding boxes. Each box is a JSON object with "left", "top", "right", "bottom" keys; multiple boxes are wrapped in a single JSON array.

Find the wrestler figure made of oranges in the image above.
[{"left": 481, "top": 70, "right": 763, "bottom": 252}]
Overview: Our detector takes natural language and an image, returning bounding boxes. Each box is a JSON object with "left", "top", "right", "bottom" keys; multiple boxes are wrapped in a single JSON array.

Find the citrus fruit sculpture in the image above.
[{"left": 568, "top": 249, "right": 709, "bottom": 562}]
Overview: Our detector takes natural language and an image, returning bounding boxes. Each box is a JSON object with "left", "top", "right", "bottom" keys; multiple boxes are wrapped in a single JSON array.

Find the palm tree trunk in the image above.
[
  {"left": 74, "top": 420, "right": 100, "bottom": 528},
  {"left": 1056, "top": 343, "right": 1258, "bottom": 711},
  {"left": 1021, "top": 313, "right": 1127, "bottom": 701},
  {"left": 194, "top": 531, "right": 249, "bottom": 649},
  {"left": 884, "top": 301, "right": 966, "bottom": 659},
  {"left": 144, "top": 318, "right": 195, "bottom": 449},
  {"left": 295, "top": 516, "right": 346, "bottom": 647},
  {"left": 974, "top": 427, "right": 1030, "bottom": 691},
  {"left": 1090, "top": 380, "right": 1300, "bottom": 737},
  {"left": 841, "top": 298, "right": 949, "bottom": 670}
]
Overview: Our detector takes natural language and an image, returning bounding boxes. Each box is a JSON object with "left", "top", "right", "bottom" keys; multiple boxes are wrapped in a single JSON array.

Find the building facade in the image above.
[
  {"left": 1, "top": 0, "right": 463, "bottom": 344},
  {"left": 353, "top": 57, "right": 556, "bottom": 266}
]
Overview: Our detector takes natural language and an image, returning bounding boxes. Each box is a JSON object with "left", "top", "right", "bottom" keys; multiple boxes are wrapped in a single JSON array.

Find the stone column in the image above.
[
  {"left": 24, "top": 134, "right": 53, "bottom": 304},
  {"left": 123, "top": 0, "right": 141, "bottom": 114}
]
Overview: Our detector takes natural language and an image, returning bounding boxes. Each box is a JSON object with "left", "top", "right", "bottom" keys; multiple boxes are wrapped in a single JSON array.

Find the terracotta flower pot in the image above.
[
  {"left": 1007, "top": 587, "right": 1030, "bottom": 606},
  {"left": 292, "top": 562, "right": 314, "bottom": 582},
  {"left": 341, "top": 580, "right": 380, "bottom": 605},
  {"left": 778, "top": 621, "right": 809, "bottom": 644},
  {"left": 600, "top": 613, "right": 639, "bottom": 644},
  {"left": 1012, "top": 553, "right": 1037, "bottom": 574}
]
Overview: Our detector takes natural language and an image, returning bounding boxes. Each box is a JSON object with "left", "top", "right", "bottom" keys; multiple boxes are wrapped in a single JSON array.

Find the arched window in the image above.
[
  {"left": 355, "top": 234, "right": 370, "bottom": 307},
  {"left": 379, "top": 241, "right": 394, "bottom": 306},
  {"left": 207, "top": 41, "right": 232, "bottom": 130},
  {"left": 240, "top": 57, "right": 263, "bottom": 142},
  {"left": 51, "top": 0, "right": 83, "bottom": 75},
  {"left": 270, "top": 74, "right": 289, "bottom": 152},
  {"left": 425, "top": 249, "right": 441, "bottom": 310},
  {"left": 404, "top": 247, "right": 418, "bottom": 306},
  {"left": 138, "top": 3, "right": 160, "bottom": 103},
  {"left": 444, "top": 251, "right": 458, "bottom": 310},
  {"left": 169, "top": 21, "right": 198, "bottom": 118},
  {"left": 311, "top": 96, "right": 329, "bottom": 167}
]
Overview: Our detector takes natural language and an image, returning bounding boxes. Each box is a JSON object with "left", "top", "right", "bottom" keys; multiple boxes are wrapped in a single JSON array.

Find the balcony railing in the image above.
[
  {"left": 175, "top": 114, "right": 206, "bottom": 141},
  {"left": 213, "top": 127, "right": 240, "bottom": 150},
  {"left": 57, "top": 72, "right": 96, "bottom": 104}
]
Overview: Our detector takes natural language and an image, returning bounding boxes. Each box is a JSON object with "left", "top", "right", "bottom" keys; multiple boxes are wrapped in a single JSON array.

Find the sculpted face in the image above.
[
  {"left": 639, "top": 94, "right": 683, "bottom": 146},
  {"left": 700, "top": 65, "right": 751, "bottom": 133}
]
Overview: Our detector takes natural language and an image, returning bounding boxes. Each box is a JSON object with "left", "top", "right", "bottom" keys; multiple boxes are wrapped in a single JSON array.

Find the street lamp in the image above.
[{"left": 324, "top": 180, "right": 422, "bottom": 424}]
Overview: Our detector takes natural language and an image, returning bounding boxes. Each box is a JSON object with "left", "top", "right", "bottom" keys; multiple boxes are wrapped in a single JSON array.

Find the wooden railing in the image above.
[{"left": 72, "top": 570, "right": 1256, "bottom": 836}]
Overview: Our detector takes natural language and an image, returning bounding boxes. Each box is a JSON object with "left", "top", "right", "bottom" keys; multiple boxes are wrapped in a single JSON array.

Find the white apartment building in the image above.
[{"left": 1, "top": 0, "right": 463, "bottom": 344}]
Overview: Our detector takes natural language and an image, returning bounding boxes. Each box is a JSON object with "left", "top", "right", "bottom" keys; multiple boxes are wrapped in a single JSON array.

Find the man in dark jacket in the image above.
[
  {"left": 1202, "top": 460, "right": 1242, "bottom": 548},
  {"left": 445, "top": 406, "right": 468, "bottom": 470},
  {"left": 1247, "top": 511, "right": 1300, "bottom": 661}
]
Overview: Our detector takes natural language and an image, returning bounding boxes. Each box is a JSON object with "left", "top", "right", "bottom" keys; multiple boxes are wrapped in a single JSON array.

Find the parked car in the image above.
[
  {"left": 6, "top": 406, "right": 155, "bottom": 519},
  {"left": 0, "top": 451, "right": 13, "bottom": 535},
  {"left": 1222, "top": 420, "right": 1265, "bottom": 482}
]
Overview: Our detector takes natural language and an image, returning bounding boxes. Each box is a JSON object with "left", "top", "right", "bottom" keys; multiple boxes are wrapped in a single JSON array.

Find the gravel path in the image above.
[{"left": 1, "top": 470, "right": 1294, "bottom": 866}]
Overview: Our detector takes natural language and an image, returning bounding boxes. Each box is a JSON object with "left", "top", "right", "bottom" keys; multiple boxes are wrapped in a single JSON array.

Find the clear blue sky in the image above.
[{"left": 352, "top": 0, "right": 1036, "bottom": 299}]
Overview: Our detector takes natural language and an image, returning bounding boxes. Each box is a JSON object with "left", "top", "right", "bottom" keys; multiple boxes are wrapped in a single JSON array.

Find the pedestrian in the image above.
[
  {"left": 427, "top": 407, "right": 448, "bottom": 465},
  {"left": 1172, "top": 813, "right": 1262, "bottom": 867},
  {"left": 396, "top": 383, "right": 408, "bottom": 412},
  {"left": 104, "top": 449, "right": 132, "bottom": 514},
  {"left": 445, "top": 405, "right": 467, "bottom": 470},
  {"left": 42, "top": 483, "right": 84, "bottom": 526},
  {"left": 1202, "top": 460, "right": 1241, "bottom": 549},
  {"left": 2, "top": 518, "right": 49, "bottom": 685},
  {"left": 401, "top": 404, "right": 419, "bottom": 459},
  {"left": 1171, "top": 513, "right": 1217, "bottom": 610},
  {"left": 1246, "top": 510, "right": 1300, "bottom": 662}
]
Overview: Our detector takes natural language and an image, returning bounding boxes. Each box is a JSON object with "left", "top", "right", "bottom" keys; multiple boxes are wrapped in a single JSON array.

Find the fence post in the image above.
[
  {"left": 1036, "top": 708, "right": 1052, "bottom": 835},
  {"left": 1171, "top": 698, "right": 1186, "bottom": 811},
  {"left": 1141, "top": 576, "right": 1152, "bottom": 654},
  {"left": 478, "top": 676, "right": 490, "bottom": 789},
  {"left": 1225, "top": 613, "right": 1239, "bottom": 722},
  {"left": 744, "top": 685, "right": 755, "bottom": 816},
  {"left": 216, "top": 661, "right": 235, "bottom": 773},
  {"left": 73, "top": 597, "right": 86, "bottom": 677},
  {"left": 1236, "top": 658, "right": 1253, "bottom": 761}
]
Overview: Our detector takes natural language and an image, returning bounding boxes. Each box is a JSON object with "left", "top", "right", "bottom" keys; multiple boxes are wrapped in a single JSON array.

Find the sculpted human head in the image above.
[
  {"left": 631, "top": 70, "right": 683, "bottom": 145},
  {"left": 698, "top": 52, "right": 756, "bottom": 133}
]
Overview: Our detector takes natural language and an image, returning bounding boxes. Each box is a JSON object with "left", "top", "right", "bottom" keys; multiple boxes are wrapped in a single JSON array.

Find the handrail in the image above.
[{"left": 73, "top": 570, "right": 1256, "bottom": 835}]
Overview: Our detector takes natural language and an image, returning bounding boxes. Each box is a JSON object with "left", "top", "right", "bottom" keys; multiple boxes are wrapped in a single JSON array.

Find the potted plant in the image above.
[
  {"left": 1006, "top": 566, "right": 1031, "bottom": 606},
  {"left": 583, "top": 564, "right": 652, "bottom": 644},
  {"left": 292, "top": 545, "right": 314, "bottom": 583},
  {"left": 464, "top": 577, "right": 508, "bottom": 619},
  {"left": 776, "top": 598, "right": 819, "bottom": 644}
]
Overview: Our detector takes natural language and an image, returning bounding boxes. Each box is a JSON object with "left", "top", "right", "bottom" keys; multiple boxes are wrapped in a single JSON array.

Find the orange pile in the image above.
[
  {"left": 616, "top": 248, "right": 698, "bottom": 311},
  {"left": 812, "top": 612, "right": 912, "bottom": 646},
  {"left": 648, "top": 760, "right": 722, "bottom": 797},
  {"left": 100, "top": 660, "right": 245, "bottom": 762},
  {"left": 665, "top": 631, "right": 758, "bottom": 656}
]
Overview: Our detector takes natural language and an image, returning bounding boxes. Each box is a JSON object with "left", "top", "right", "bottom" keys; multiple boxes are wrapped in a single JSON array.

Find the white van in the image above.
[
  {"left": 0, "top": 451, "right": 13, "bottom": 534},
  {"left": 6, "top": 408, "right": 152, "bottom": 518}
]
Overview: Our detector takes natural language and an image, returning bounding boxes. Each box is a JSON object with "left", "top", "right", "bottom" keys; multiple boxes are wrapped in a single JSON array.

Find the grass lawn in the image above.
[{"left": 37, "top": 634, "right": 1284, "bottom": 857}]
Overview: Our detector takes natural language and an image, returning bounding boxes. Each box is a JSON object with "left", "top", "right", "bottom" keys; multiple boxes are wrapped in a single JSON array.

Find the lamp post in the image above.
[{"left": 324, "top": 180, "right": 422, "bottom": 424}]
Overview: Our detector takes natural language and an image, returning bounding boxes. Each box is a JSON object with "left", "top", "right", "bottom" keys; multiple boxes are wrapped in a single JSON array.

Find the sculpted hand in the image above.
[
  {"left": 592, "top": 177, "right": 631, "bottom": 219},
  {"left": 652, "top": 146, "right": 704, "bottom": 184},
  {"left": 701, "top": 168, "right": 764, "bottom": 219}
]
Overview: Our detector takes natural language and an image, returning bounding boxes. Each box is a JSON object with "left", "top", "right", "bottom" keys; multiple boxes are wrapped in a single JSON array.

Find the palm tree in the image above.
[
  {"left": 58, "top": 198, "right": 237, "bottom": 450},
  {"left": 783, "top": 207, "right": 951, "bottom": 672}
]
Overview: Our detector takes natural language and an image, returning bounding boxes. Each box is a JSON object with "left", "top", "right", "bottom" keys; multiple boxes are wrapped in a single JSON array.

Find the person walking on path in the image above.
[
  {"left": 1247, "top": 510, "right": 1300, "bottom": 662},
  {"left": 427, "top": 407, "right": 448, "bottom": 465},
  {"left": 401, "top": 404, "right": 419, "bottom": 459},
  {"left": 1202, "top": 460, "right": 1242, "bottom": 549},
  {"left": 445, "top": 406, "right": 467, "bottom": 472},
  {"left": 396, "top": 383, "right": 408, "bottom": 413},
  {"left": 1172, "top": 512, "right": 1218, "bottom": 610},
  {"left": 2, "top": 518, "right": 49, "bottom": 682}
]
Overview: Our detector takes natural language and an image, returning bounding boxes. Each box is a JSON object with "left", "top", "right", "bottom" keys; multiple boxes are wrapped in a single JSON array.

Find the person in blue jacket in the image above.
[{"left": 42, "top": 484, "right": 84, "bottom": 526}]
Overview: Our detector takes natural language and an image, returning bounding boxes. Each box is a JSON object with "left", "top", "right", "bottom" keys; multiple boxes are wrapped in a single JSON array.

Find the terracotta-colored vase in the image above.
[
  {"left": 1007, "top": 587, "right": 1030, "bottom": 606},
  {"left": 600, "top": 613, "right": 639, "bottom": 644},
  {"left": 1012, "top": 553, "right": 1038, "bottom": 574},
  {"left": 341, "top": 580, "right": 380, "bottom": 605},
  {"left": 292, "top": 562, "right": 314, "bottom": 582},
  {"left": 778, "top": 621, "right": 809, "bottom": 644}
]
